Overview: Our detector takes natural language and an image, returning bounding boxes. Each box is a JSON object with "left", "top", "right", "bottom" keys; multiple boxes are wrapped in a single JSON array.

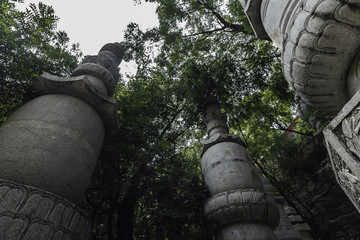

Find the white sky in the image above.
[{"left": 16, "top": 0, "right": 159, "bottom": 75}]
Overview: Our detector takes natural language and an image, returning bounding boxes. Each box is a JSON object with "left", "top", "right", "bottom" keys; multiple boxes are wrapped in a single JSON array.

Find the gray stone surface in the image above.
[
  {"left": 0, "top": 42, "right": 123, "bottom": 206},
  {"left": 238, "top": 0, "right": 269, "bottom": 40},
  {"left": 202, "top": 141, "right": 264, "bottom": 195},
  {"left": 324, "top": 89, "right": 360, "bottom": 213},
  {"left": 204, "top": 189, "right": 279, "bottom": 229},
  {"left": 0, "top": 94, "right": 104, "bottom": 204},
  {"left": 0, "top": 179, "right": 90, "bottom": 240},
  {"left": 240, "top": 0, "right": 360, "bottom": 113},
  {"left": 201, "top": 99, "right": 279, "bottom": 239},
  {"left": 71, "top": 42, "right": 124, "bottom": 96},
  {"left": 34, "top": 72, "right": 120, "bottom": 136},
  {"left": 0, "top": 42, "right": 123, "bottom": 239},
  {"left": 215, "top": 223, "right": 276, "bottom": 240},
  {"left": 347, "top": 51, "right": 360, "bottom": 98}
]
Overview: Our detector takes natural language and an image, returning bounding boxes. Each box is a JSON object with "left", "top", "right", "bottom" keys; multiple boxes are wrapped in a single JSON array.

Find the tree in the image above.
[
  {"left": 85, "top": 66, "right": 210, "bottom": 240},
  {"left": 0, "top": 0, "right": 81, "bottom": 123},
  {"left": 100, "top": 0, "right": 338, "bottom": 238},
  {"left": 84, "top": 1, "right": 316, "bottom": 239}
]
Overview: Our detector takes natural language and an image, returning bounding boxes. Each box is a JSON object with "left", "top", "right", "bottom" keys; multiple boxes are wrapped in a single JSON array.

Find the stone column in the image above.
[
  {"left": 0, "top": 43, "right": 122, "bottom": 239},
  {"left": 200, "top": 98, "right": 280, "bottom": 239},
  {"left": 238, "top": 0, "right": 360, "bottom": 214},
  {"left": 239, "top": 0, "right": 360, "bottom": 113}
]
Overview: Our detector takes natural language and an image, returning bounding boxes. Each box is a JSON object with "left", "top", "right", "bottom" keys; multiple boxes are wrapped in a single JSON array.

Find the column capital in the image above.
[{"left": 33, "top": 73, "right": 120, "bottom": 136}]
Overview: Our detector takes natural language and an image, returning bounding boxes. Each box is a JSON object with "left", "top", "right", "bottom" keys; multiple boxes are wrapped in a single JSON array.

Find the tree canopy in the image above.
[
  {"left": 0, "top": 0, "right": 81, "bottom": 123},
  {"left": 85, "top": 0, "right": 324, "bottom": 239}
]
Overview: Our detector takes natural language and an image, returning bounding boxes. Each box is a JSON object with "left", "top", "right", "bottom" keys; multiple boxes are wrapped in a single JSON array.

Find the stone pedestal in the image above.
[
  {"left": 0, "top": 179, "right": 90, "bottom": 240},
  {"left": 201, "top": 99, "right": 279, "bottom": 239},
  {"left": 0, "top": 43, "right": 123, "bottom": 238}
]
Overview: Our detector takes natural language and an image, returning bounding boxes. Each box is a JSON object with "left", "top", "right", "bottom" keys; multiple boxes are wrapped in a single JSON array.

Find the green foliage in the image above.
[
  {"left": 86, "top": 69, "right": 209, "bottom": 239},
  {"left": 86, "top": 0, "right": 322, "bottom": 239},
  {"left": 0, "top": 0, "right": 81, "bottom": 123}
]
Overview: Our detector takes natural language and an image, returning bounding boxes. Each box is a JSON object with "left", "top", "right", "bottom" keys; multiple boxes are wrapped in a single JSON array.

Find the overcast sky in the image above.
[
  {"left": 17, "top": 0, "right": 158, "bottom": 55},
  {"left": 16, "top": 0, "right": 158, "bottom": 76}
]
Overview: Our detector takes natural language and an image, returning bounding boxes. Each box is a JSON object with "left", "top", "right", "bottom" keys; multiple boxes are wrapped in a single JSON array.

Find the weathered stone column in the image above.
[
  {"left": 0, "top": 43, "right": 122, "bottom": 239},
  {"left": 239, "top": 0, "right": 360, "bottom": 214},
  {"left": 201, "top": 98, "right": 280, "bottom": 239},
  {"left": 240, "top": 0, "right": 360, "bottom": 113}
]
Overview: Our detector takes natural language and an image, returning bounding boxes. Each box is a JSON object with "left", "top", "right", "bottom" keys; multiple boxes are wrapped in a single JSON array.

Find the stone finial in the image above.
[
  {"left": 72, "top": 42, "right": 124, "bottom": 96},
  {"left": 201, "top": 97, "right": 244, "bottom": 156},
  {"left": 204, "top": 97, "right": 228, "bottom": 137}
]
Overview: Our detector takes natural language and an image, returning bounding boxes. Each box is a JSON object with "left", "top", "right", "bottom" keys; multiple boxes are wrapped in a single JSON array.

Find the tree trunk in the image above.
[{"left": 116, "top": 181, "right": 139, "bottom": 240}]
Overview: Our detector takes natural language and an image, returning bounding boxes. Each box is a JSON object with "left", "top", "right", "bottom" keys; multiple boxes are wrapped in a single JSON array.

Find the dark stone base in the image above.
[{"left": 0, "top": 179, "right": 90, "bottom": 239}]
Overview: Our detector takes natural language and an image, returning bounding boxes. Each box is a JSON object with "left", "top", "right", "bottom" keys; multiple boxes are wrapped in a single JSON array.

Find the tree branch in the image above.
[
  {"left": 196, "top": 0, "right": 245, "bottom": 33},
  {"left": 184, "top": 26, "right": 227, "bottom": 37},
  {"left": 256, "top": 105, "right": 313, "bottom": 136}
]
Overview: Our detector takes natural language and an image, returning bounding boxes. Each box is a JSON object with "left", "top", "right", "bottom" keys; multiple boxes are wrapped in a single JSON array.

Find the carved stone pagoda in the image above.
[
  {"left": 0, "top": 43, "right": 123, "bottom": 239},
  {"left": 201, "top": 98, "right": 280, "bottom": 239}
]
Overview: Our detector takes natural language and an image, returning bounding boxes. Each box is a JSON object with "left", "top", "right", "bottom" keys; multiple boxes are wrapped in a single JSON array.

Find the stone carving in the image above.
[
  {"left": 342, "top": 107, "right": 360, "bottom": 159},
  {"left": 34, "top": 72, "right": 120, "bottom": 136},
  {"left": 0, "top": 179, "right": 90, "bottom": 240},
  {"left": 238, "top": 0, "right": 268, "bottom": 39},
  {"left": 204, "top": 189, "right": 279, "bottom": 229},
  {"left": 259, "top": 171, "right": 304, "bottom": 240},
  {"left": 241, "top": 0, "right": 360, "bottom": 113},
  {"left": 201, "top": 98, "right": 280, "bottom": 239},
  {"left": 71, "top": 42, "right": 124, "bottom": 96},
  {"left": 327, "top": 144, "right": 360, "bottom": 213},
  {"left": 323, "top": 90, "right": 360, "bottom": 213}
]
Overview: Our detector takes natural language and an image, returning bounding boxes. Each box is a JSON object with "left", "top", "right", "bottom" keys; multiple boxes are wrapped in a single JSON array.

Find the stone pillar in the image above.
[
  {"left": 201, "top": 98, "right": 280, "bottom": 239},
  {"left": 238, "top": 0, "right": 360, "bottom": 214},
  {"left": 240, "top": 0, "right": 360, "bottom": 113},
  {"left": 0, "top": 43, "right": 123, "bottom": 239}
]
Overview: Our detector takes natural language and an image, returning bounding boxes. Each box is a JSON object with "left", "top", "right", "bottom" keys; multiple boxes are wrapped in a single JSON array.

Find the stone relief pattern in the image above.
[
  {"left": 281, "top": 0, "right": 360, "bottom": 112},
  {"left": 328, "top": 144, "right": 360, "bottom": 210},
  {"left": 204, "top": 189, "right": 279, "bottom": 229},
  {"left": 0, "top": 180, "right": 90, "bottom": 240},
  {"left": 342, "top": 107, "right": 360, "bottom": 160}
]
